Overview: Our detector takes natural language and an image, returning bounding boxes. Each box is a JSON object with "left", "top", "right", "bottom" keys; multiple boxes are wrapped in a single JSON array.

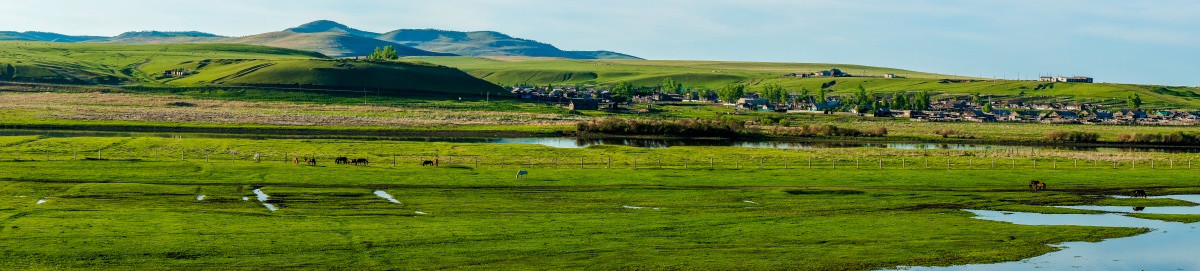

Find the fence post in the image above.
[
  {"left": 947, "top": 158, "right": 951, "bottom": 170},
  {"left": 760, "top": 157, "right": 764, "bottom": 169},
  {"left": 581, "top": 157, "right": 585, "bottom": 169},
  {"left": 608, "top": 157, "right": 612, "bottom": 169},
  {"left": 878, "top": 158, "right": 882, "bottom": 169},
  {"left": 856, "top": 156, "right": 860, "bottom": 169},
  {"left": 476, "top": 157, "right": 480, "bottom": 168},
  {"left": 633, "top": 158, "right": 637, "bottom": 169},
  {"left": 73, "top": 148, "right": 77, "bottom": 160},
  {"left": 809, "top": 158, "right": 812, "bottom": 169},
  {"left": 710, "top": 158, "right": 714, "bottom": 169}
]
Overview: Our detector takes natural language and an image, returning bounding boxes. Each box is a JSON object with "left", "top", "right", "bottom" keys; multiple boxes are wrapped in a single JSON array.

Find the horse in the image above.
[
  {"left": 292, "top": 157, "right": 299, "bottom": 165},
  {"left": 352, "top": 158, "right": 369, "bottom": 166},
  {"left": 1029, "top": 180, "right": 1046, "bottom": 191},
  {"left": 516, "top": 170, "right": 528, "bottom": 179},
  {"left": 1132, "top": 190, "right": 1147, "bottom": 198},
  {"left": 306, "top": 158, "right": 317, "bottom": 166},
  {"left": 422, "top": 160, "right": 435, "bottom": 166},
  {"left": 335, "top": 157, "right": 349, "bottom": 164},
  {"left": 434, "top": 158, "right": 440, "bottom": 167}
]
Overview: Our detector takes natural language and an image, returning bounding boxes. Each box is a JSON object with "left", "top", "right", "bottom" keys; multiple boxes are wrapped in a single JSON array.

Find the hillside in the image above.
[
  {"left": 225, "top": 31, "right": 447, "bottom": 58},
  {"left": 378, "top": 29, "right": 640, "bottom": 60},
  {"left": 0, "top": 20, "right": 637, "bottom": 59},
  {"left": 0, "top": 42, "right": 501, "bottom": 95},
  {"left": 410, "top": 56, "right": 1200, "bottom": 109},
  {"left": 158, "top": 59, "right": 503, "bottom": 94}
]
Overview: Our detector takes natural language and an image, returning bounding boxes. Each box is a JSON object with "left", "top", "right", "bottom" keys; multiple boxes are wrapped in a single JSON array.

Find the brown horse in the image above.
[
  {"left": 293, "top": 157, "right": 299, "bottom": 165},
  {"left": 305, "top": 158, "right": 317, "bottom": 166},
  {"left": 1132, "top": 190, "right": 1147, "bottom": 198},
  {"left": 1029, "top": 180, "right": 1046, "bottom": 191}
]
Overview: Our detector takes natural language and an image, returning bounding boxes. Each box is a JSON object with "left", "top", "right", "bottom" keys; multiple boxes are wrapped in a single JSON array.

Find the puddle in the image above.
[
  {"left": 35, "top": 198, "right": 46, "bottom": 204},
  {"left": 252, "top": 189, "right": 278, "bottom": 212},
  {"left": 373, "top": 190, "right": 401, "bottom": 204},
  {"left": 414, "top": 211, "right": 427, "bottom": 215},
  {"left": 622, "top": 205, "right": 660, "bottom": 210},
  {"left": 242, "top": 196, "right": 249, "bottom": 201},
  {"left": 743, "top": 200, "right": 759, "bottom": 205},
  {"left": 196, "top": 195, "right": 206, "bottom": 201},
  {"left": 893, "top": 195, "right": 1200, "bottom": 271}
]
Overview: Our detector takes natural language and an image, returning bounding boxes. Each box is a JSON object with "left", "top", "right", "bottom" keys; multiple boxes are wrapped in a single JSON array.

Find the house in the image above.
[
  {"left": 884, "top": 73, "right": 899, "bottom": 79},
  {"left": 1038, "top": 76, "right": 1056, "bottom": 82},
  {"left": 161, "top": 69, "right": 190, "bottom": 77},
  {"left": 1058, "top": 76, "right": 1094, "bottom": 83},
  {"left": 962, "top": 110, "right": 996, "bottom": 122},
  {"left": 1114, "top": 109, "right": 1148, "bottom": 121},
  {"left": 568, "top": 98, "right": 599, "bottom": 111},
  {"left": 736, "top": 98, "right": 769, "bottom": 109},
  {"left": 1041, "top": 111, "right": 1080, "bottom": 123}
]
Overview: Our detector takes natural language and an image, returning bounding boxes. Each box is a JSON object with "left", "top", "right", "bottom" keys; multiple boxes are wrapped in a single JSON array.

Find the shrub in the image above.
[
  {"left": 1115, "top": 132, "right": 1200, "bottom": 144},
  {"left": 1044, "top": 131, "right": 1100, "bottom": 143},
  {"left": 576, "top": 118, "right": 748, "bottom": 138}
]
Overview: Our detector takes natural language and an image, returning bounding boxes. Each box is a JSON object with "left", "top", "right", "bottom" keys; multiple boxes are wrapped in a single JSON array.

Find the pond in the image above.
[
  {"left": 893, "top": 195, "right": 1200, "bottom": 271},
  {"left": 3, "top": 129, "right": 1199, "bottom": 153}
]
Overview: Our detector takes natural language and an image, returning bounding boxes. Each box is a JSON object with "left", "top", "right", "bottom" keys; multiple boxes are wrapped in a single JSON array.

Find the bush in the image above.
[
  {"left": 1044, "top": 131, "right": 1100, "bottom": 143},
  {"left": 935, "top": 129, "right": 957, "bottom": 138},
  {"left": 577, "top": 118, "right": 748, "bottom": 138},
  {"left": 1115, "top": 132, "right": 1200, "bottom": 144},
  {"left": 782, "top": 125, "right": 886, "bottom": 137}
]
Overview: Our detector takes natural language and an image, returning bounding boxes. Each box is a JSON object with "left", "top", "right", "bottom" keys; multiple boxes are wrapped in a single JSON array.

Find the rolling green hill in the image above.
[
  {"left": 378, "top": 29, "right": 640, "bottom": 59},
  {"left": 225, "top": 31, "right": 447, "bottom": 58},
  {"left": 0, "top": 42, "right": 502, "bottom": 95},
  {"left": 410, "top": 56, "right": 1200, "bottom": 109}
]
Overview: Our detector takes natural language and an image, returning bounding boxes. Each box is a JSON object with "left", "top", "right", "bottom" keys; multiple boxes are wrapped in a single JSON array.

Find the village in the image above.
[{"left": 509, "top": 74, "right": 1200, "bottom": 126}]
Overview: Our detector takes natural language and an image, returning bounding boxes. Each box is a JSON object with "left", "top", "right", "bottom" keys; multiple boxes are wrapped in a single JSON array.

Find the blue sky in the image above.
[{"left": 2, "top": 0, "right": 1197, "bottom": 86}]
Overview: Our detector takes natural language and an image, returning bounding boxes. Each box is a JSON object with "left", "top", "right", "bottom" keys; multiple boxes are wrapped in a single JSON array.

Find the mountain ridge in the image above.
[{"left": 0, "top": 20, "right": 639, "bottom": 59}]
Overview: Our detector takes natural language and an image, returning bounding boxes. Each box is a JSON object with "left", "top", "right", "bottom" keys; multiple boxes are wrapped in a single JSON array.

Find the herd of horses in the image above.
[
  {"left": 1029, "top": 180, "right": 1149, "bottom": 198},
  {"left": 290, "top": 157, "right": 368, "bottom": 166}
]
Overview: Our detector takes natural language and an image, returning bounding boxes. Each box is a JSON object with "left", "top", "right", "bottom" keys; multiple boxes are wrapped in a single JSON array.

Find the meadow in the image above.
[{"left": 5, "top": 134, "right": 1200, "bottom": 270}]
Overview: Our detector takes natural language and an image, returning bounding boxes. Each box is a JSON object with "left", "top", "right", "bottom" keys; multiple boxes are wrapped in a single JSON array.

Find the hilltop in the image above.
[
  {"left": 0, "top": 42, "right": 501, "bottom": 95},
  {"left": 0, "top": 20, "right": 638, "bottom": 59},
  {"left": 378, "top": 29, "right": 640, "bottom": 59}
]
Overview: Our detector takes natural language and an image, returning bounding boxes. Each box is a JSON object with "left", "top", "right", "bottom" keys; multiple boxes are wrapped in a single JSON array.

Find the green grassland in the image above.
[
  {"left": 0, "top": 42, "right": 502, "bottom": 95},
  {"left": 3, "top": 135, "right": 1195, "bottom": 270},
  {"left": 410, "top": 56, "right": 1200, "bottom": 110}
]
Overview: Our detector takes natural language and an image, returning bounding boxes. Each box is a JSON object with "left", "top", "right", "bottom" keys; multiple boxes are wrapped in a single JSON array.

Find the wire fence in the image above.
[{"left": 0, "top": 147, "right": 1196, "bottom": 171}]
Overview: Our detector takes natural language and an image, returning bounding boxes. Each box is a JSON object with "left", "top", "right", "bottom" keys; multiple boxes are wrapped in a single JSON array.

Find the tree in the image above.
[
  {"left": 971, "top": 92, "right": 983, "bottom": 106},
  {"left": 817, "top": 87, "right": 826, "bottom": 103},
  {"left": 661, "top": 78, "right": 683, "bottom": 94},
  {"left": 2, "top": 63, "right": 14, "bottom": 80},
  {"left": 892, "top": 91, "right": 909, "bottom": 110},
  {"left": 799, "top": 87, "right": 811, "bottom": 103},
  {"left": 383, "top": 45, "right": 399, "bottom": 60},
  {"left": 610, "top": 82, "right": 635, "bottom": 103},
  {"left": 717, "top": 84, "right": 746, "bottom": 104},
  {"left": 913, "top": 91, "right": 931, "bottom": 110},
  {"left": 1127, "top": 94, "right": 1143, "bottom": 108},
  {"left": 983, "top": 100, "right": 994, "bottom": 113},
  {"left": 760, "top": 84, "right": 787, "bottom": 104}
]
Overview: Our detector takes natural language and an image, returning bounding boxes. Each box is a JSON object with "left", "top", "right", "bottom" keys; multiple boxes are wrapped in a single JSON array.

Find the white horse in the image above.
[{"left": 516, "top": 170, "right": 528, "bottom": 179}]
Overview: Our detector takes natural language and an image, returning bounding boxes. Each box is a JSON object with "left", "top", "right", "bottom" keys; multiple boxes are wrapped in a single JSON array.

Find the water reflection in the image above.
[
  {"left": 895, "top": 195, "right": 1200, "bottom": 271},
  {"left": 3, "top": 129, "right": 1199, "bottom": 153}
]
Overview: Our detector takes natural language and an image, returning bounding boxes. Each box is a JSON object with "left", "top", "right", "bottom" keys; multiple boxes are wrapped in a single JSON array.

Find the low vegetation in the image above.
[
  {"left": 1044, "top": 131, "right": 1101, "bottom": 143},
  {"left": 1115, "top": 132, "right": 1200, "bottom": 145},
  {"left": 576, "top": 117, "right": 747, "bottom": 137}
]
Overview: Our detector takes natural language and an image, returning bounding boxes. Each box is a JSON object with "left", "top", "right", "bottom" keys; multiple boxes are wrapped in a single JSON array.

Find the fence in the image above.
[{"left": 0, "top": 147, "right": 1196, "bottom": 171}]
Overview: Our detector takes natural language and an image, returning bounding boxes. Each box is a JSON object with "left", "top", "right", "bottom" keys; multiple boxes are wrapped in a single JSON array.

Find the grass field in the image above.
[
  {"left": 0, "top": 42, "right": 501, "bottom": 95},
  {"left": 3, "top": 135, "right": 1196, "bottom": 270}
]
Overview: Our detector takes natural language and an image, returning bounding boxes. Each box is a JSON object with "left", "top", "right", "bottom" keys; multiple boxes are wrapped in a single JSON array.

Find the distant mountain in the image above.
[
  {"left": 377, "top": 29, "right": 641, "bottom": 60},
  {"left": 0, "top": 20, "right": 639, "bottom": 59},
  {"left": 285, "top": 20, "right": 380, "bottom": 39},
  {"left": 0, "top": 31, "right": 105, "bottom": 42},
  {"left": 105, "top": 31, "right": 224, "bottom": 44},
  {"left": 226, "top": 31, "right": 448, "bottom": 58}
]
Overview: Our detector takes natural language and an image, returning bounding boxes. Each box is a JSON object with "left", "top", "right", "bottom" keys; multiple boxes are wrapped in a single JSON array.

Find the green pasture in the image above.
[{"left": 2, "top": 135, "right": 1196, "bottom": 269}]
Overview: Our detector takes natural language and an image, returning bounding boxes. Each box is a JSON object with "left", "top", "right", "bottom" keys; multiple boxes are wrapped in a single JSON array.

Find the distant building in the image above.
[
  {"left": 1039, "top": 76, "right": 1093, "bottom": 83},
  {"left": 568, "top": 98, "right": 599, "bottom": 111}
]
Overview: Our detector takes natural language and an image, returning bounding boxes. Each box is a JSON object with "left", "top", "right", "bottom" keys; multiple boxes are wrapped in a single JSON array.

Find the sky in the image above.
[{"left": 2, "top": 0, "right": 1198, "bottom": 86}]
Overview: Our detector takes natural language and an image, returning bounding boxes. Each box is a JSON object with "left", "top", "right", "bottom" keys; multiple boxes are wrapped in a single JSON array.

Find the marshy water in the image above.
[
  {"left": 251, "top": 188, "right": 278, "bottom": 211},
  {"left": 373, "top": 190, "right": 401, "bottom": 204},
  {"left": 5, "top": 129, "right": 1199, "bottom": 153},
  {"left": 895, "top": 195, "right": 1200, "bottom": 271}
]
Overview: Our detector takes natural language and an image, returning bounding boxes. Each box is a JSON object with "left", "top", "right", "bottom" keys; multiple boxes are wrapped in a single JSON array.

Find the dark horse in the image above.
[
  {"left": 352, "top": 158, "right": 369, "bottom": 166},
  {"left": 305, "top": 158, "right": 317, "bottom": 166},
  {"left": 1132, "top": 190, "right": 1148, "bottom": 198},
  {"left": 335, "top": 157, "right": 350, "bottom": 164},
  {"left": 422, "top": 160, "right": 435, "bottom": 166},
  {"left": 1029, "top": 180, "right": 1046, "bottom": 191}
]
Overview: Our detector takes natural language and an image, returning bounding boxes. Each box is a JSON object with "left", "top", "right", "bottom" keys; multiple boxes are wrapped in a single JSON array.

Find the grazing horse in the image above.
[
  {"left": 1132, "top": 190, "right": 1148, "bottom": 198},
  {"left": 352, "top": 158, "right": 369, "bottom": 166},
  {"left": 292, "top": 157, "right": 299, "bottom": 165},
  {"left": 1029, "top": 180, "right": 1046, "bottom": 191},
  {"left": 305, "top": 158, "right": 317, "bottom": 166},
  {"left": 422, "top": 160, "right": 435, "bottom": 166},
  {"left": 515, "top": 170, "right": 528, "bottom": 179},
  {"left": 335, "top": 157, "right": 349, "bottom": 164}
]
